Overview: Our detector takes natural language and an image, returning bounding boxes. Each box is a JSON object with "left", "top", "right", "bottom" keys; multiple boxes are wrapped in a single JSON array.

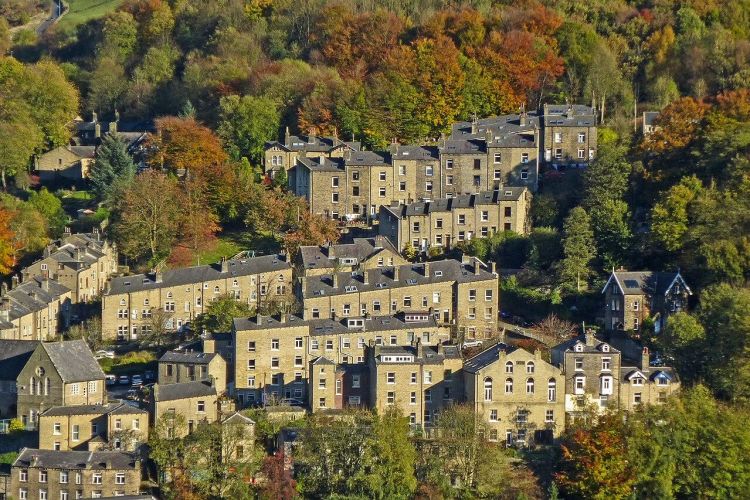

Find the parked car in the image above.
[
  {"left": 462, "top": 340, "right": 483, "bottom": 349},
  {"left": 126, "top": 388, "right": 138, "bottom": 400},
  {"left": 118, "top": 375, "right": 130, "bottom": 385},
  {"left": 280, "top": 398, "right": 305, "bottom": 407},
  {"left": 95, "top": 350, "right": 115, "bottom": 360},
  {"left": 105, "top": 375, "right": 116, "bottom": 386},
  {"left": 131, "top": 375, "right": 143, "bottom": 386}
]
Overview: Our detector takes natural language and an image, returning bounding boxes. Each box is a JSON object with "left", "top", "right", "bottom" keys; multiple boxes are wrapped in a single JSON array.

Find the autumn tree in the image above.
[
  {"left": 258, "top": 453, "right": 298, "bottom": 500},
  {"left": 534, "top": 314, "right": 577, "bottom": 340},
  {"left": 113, "top": 170, "right": 181, "bottom": 263},
  {"left": 149, "top": 116, "right": 228, "bottom": 179},
  {"left": 194, "top": 293, "right": 253, "bottom": 334},
  {"left": 0, "top": 207, "right": 17, "bottom": 274}
]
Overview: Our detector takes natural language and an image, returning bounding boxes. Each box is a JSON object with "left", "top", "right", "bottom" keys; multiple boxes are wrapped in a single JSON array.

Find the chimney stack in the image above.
[
  {"left": 220, "top": 257, "right": 229, "bottom": 274},
  {"left": 154, "top": 270, "right": 162, "bottom": 284},
  {"left": 42, "top": 279, "right": 49, "bottom": 292},
  {"left": 332, "top": 274, "right": 339, "bottom": 289},
  {"left": 363, "top": 271, "right": 369, "bottom": 285},
  {"left": 256, "top": 314, "right": 262, "bottom": 326},
  {"left": 11, "top": 275, "right": 19, "bottom": 289},
  {"left": 424, "top": 262, "right": 430, "bottom": 277},
  {"left": 0, "top": 297, "right": 9, "bottom": 321},
  {"left": 490, "top": 262, "right": 497, "bottom": 275},
  {"left": 584, "top": 329, "right": 596, "bottom": 347},
  {"left": 284, "top": 126, "right": 291, "bottom": 146},
  {"left": 280, "top": 313, "right": 287, "bottom": 324},
  {"left": 474, "top": 259, "right": 481, "bottom": 275},
  {"left": 393, "top": 266, "right": 399, "bottom": 282},
  {"left": 640, "top": 347, "right": 650, "bottom": 370},
  {"left": 471, "top": 114, "right": 478, "bottom": 135}
]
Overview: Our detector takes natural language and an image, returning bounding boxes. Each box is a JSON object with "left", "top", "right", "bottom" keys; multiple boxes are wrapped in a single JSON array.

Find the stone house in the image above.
[
  {"left": 101, "top": 255, "right": 293, "bottom": 341},
  {"left": 388, "top": 144, "right": 441, "bottom": 203},
  {"left": 642, "top": 111, "right": 660, "bottom": 135},
  {"left": 151, "top": 381, "right": 218, "bottom": 437},
  {"left": 308, "top": 361, "right": 369, "bottom": 412},
  {"left": 619, "top": 347, "right": 680, "bottom": 410},
  {"left": 296, "top": 236, "right": 407, "bottom": 277},
  {"left": 602, "top": 270, "right": 691, "bottom": 333},
  {"left": 219, "top": 412, "right": 256, "bottom": 462},
  {"left": 379, "top": 187, "right": 531, "bottom": 253},
  {"left": 367, "top": 343, "right": 463, "bottom": 429},
  {"left": 540, "top": 104, "right": 597, "bottom": 167},
  {"left": 463, "top": 342, "right": 564, "bottom": 446},
  {"left": 232, "top": 312, "right": 449, "bottom": 407},
  {"left": 551, "top": 333, "right": 621, "bottom": 417},
  {"left": 10, "top": 448, "right": 141, "bottom": 500},
  {"left": 299, "top": 257, "right": 500, "bottom": 340},
  {"left": 34, "top": 146, "right": 96, "bottom": 182},
  {"left": 0, "top": 277, "right": 72, "bottom": 341},
  {"left": 158, "top": 350, "right": 228, "bottom": 394},
  {"left": 22, "top": 229, "right": 118, "bottom": 305},
  {"left": 16, "top": 340, "right": 106, "bottom": 427},
  {"left": 264, "top": 130, "right": 361, "bottom": 179},
  {"left": 38, "top": 402, "right": 149, "bottom": 452},
  {"left": 0, "top": 340, "right": 39, "bottom": 418}
]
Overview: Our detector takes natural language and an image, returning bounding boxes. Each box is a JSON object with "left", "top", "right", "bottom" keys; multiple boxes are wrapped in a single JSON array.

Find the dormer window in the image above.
[
  {"left": 574, "top": 343, "right": 583, "bottom": 352},
  {"left": 601, "top": 344, "right": 610, "bottom": 352}
]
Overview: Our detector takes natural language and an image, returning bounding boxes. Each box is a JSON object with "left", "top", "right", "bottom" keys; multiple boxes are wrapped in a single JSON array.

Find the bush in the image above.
[{"left": 9, "top": 418, "right": 24, "bottom": 433}]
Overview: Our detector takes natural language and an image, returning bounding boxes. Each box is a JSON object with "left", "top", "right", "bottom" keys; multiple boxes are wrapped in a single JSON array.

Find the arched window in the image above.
[
  {"left": 548, "top": 378, "right": 556, "bottom": 402},
  {"left": 505, "top": 378, "right": 513, "bottom": 394},
  {"left": 143, "top": 298, "right": 149, "bottom": 306},
  {"left": 44, "top": 377, "right": 49, "bottom": 396},
  {"left": 166, "top": 292, "right": 173, "bottom": 299},
  {"left": 526, "top": 378, "right": 535, "bottom": 394},
  {"left": 505, "top": 361, "right": 513, "bottom": 374},
  {"left": 30, "top": 377, "right": 35, "bottom": 395},
  {"left": 232, "top": 279, "right": 239, "bottom": 288},
  {"left": 119, "top": 298, "right": 126, "bottom": 306},
  {"left": 214, "top": 286, "right": 220, "bottom": 294},
  {"left": 526, "top": 361, "right": 535, "bottom": 374},
  {"left": 484, "top": 378, "right": 493, "bottom": 401},
  {"left": 278, "top": 274, "right": 285, "bottom": 282}
]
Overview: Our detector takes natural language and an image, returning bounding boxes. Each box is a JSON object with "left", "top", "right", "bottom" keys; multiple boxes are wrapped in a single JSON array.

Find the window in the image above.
[
  {"left": 574, "top": 358, "right": 583, "bottom": 371},
  {"left": 574, "top": 375, "right": 586, "bottom": 394},
  {"left": 332, "top": 177, "right": 339, "bottom": 187},
  {"left": 72, "top": 425, "right": 79, "bottom": 441},
  {"left": 425, "top": 165, "right": 434, "bottom": 176},
  {"left": 197, "top": 400, "right": 205, "bottom": 412},
  {"left": 554, "top": 132, "right": 562, "bottom": 143},
  {"left": 398, "top": 165, "right": 406, "bottom": 176},
  {"left": 40, "top": 490, "right": 48, "bottom": 500},
  {"left": 399, "top": 181, "right": 406, "bottom": 191},
  {"left": 578, "top": 132, "right": 586, "bottom": 143},
  {"left": 247, "top": 359, "right": 256, "bottom": 369},
  {"left": 271, "top": 357, "right": 280, "bottom": 368},
  {"left": 311, "top": 339, "right": 319, "bottom": 350},
  {"left": 133, "top": 419, "right": 140, "bottom": 430},
  {"left": 115, "top": 473, "right": 125, "bottom": 485},
  {"left": 446, "top": 159, "right": 453, "bottom": 169},
  {"left": 404, "top": 296, "right": 412, "bottom": 307},
  {"left": 70, "top": 383, "right": 80, "bottom": 395},
  {"left": 555, "top": 148, "right": 563, "bottom": 159},
  {"left": 115, "top": 418, "right": 122, "bottom": 430},
  {"left": 387, "top": 392, "right": 395, "bottom": 404},
  {"left": 247, "top": 376, "right": 255, "bottom": 387},
  {"left": 601, "top": 376, "right": 613, "bottom": 395},
  {"left": 484, "top": 378, "right": 493, "bottom": 401},
  {"left": 425, "top": 371, "right": 432, "bottom": 384},
  {"left": 633, "top": 318, "right": 640, "bottom": 330},
  {"left": 521, "top": 153, "right": 529, "bottom": 163},
  {"left": 331, "top": 193, "right": 339, "bottom": 203},
  {"left": 325, "top": 340, "right": 333, "bottom": 350},
  {"left": 520, "top": 168, "right": 529, "bottom": 180},
  {"left": 61, "top": 492, "right": 68, "bottom": 500},
  {"left": 379, "top": 187, "right": 386, "bottom": 197},
  {"left": 426, "top": 181, "right": 433, "bottom": 192},
  {"left": 294, "top": 356, "right": 303, "bottom": 367},
  {"left": 526, "top": 378, "right": 535, "bottom": 394},
  {"left": 412, "top": 221, "right": 420, "bottom": 232},
  {"left": 53, "top": 422, "right": 61, "bottom": 435},
  {"left": 271, "top": 339, "right": 279, "bottom": 350},
  {"left": 19, "top": 489, "right": 28, "bottom": 500},
  {"left": 547, "top": 378, "right": 557, "bottom": 402},
  {"left": 526, "top": 361, "right": 535, "bottom": 373},
  {"left": 577, "top": 148, "right": 585, "bottom": 159},
  {"left": 468, "top": 289, "right": 476, "bottom": 301},
  {"left": 336, "top": 380, "right": 342, "bottom": 395},
  {"left": 473, "top": 175, "right": 481, "bottom": 186},
  {"left": 352, "top": 374, "right": 361, "bottom": 388},
  {"left": 312, "top": 308, "right": 320, "bottom": 319},
  {"left": 505, "top": 378, "right": 513, "bottom": 393},
  {"left": 92, "top": 473, "right": 102, "bottom": 485},
  {"left": 352, "top": 171, "right": 360, "bottom": 181},
  {"left": 634, "top": 392, "right": 642, "bottom": 405},
  {"left": 379, "top": 172, "right": 387, "bottom": 182},
  {"left": 387, "top": 372, "right": 396, "bottom": 384},
  {"left": 318, "top": 378, "right": 327, "bottom": 389},
  {"left": 632, "top": 377, "right": 644, "bottom": 386},
  {"left": 75, "top": 472, "right": 81, "bottom": 485},
  {"left": 545, "top": 409, "right": 554, "bottom": 422},
  {"left": 458, "top": 214, "right": 466, "bottom": 225},
  {"left": 352, "top": 186, "right": 360, "bottom": 197},
  {"left": 602, "top": 357, "right": 611, "bottom": 371}
]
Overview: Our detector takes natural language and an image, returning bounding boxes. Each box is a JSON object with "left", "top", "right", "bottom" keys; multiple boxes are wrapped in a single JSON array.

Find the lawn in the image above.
[
  {"left": 58, "top": 0, "right": 125, "bottom": 29},
  {"left": 191, "top": 229, "right": 281, "bottom": 266}
]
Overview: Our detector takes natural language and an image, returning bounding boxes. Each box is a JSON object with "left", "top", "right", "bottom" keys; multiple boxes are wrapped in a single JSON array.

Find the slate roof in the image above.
[
  {"left": 107, "top": 255, "right": 291, "bottom": 295},
  {"left": 153, "top": 381, "right": 216, "bottom": 402},
  {"left": 439, "top": 138, "right": 486, "bottom": 155},
  {"left": 267, "top": 135, "right": 360, "bottom": 154},
  {"left": 382, "top": 189, "right": 527, "bottom": 218},
  {"left": 234, "top": 312, "right": 440, "bottom": 335},
  {"left": 604, "top": 271, "right": 690, "bottom": 296},
  {"left": 298, "top": 237, "right": 400, "bottom": 271},
  {"left": 159, "top": 350, "right": 218, "bottom": 365},
  {"left": 0, "top": 340, "right": 39, "bottom": 380},
  {"left": 13, "top": 448, "right": 138, "bottom": 470},
  {"left": 451, "top": 113, "right": 541, "bottom": 138},
  {"left": 463, "top": 342, "right": 516, "bottom": 373},
  {"left": 42, "top": 340, "right": 106, "bottom": 382},
  {"left": 373, "top": 344, "right": 460, "bottom": 365},
  {"left": 344, "top": 150, "right": 390, "bottom": 166},
  {"left": 301, "top": 258, "right": 495, "bottom": 300},
  {"left": 552, "top": 336, "right": 619, "bottom": 354},
  {"left": 542, "top": 104, "right": 596, "bottom": 127},
  {"left": 621, "top": 365, "right": 678, "bottom": 383},
  {"left": 0, "top": 277, "right": 71, "bottom": 329},
  {"left": 643, "top": 111, "right": 659, "bottom": 126},
  {"left": 222, "top": 412, "right": 255, "bottom": 425},
  {"left": 40, "top": 401, "right": 147, "bottom": 417},
  {"left": 295, "top": 156, "right": 345, "bottom": 172},
  {"left": 391, "top": 145, "right": 440, "bottom": 161}
]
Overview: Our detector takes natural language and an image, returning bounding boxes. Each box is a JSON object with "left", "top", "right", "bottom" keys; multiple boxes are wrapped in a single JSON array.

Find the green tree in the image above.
[
  {"left": 583, "top": 144, "right": 632, "bottom": 208},
  {"left": 194, "top": 293, "right": 253, "bottom": 334},
  {"left": 651, "top": 176, "right": 703, "bottom": 252},
  {"left": 589, "top": 199, "right": 632, "bottom": 268},
  {"left": 89, "top": 134, "right": 136, "bottom": 204},
  {"left": 559, "top": 207, "right": 596, "bottom": 291},
  {"left": 218, "top": 95, "right": 280, "bottom": 163},
  {"left": 28, "top": 188, "right": 67, "bottom": 237},
  {"left": 273, "top": 166, "right": 287, "bottom": 190},
  {"left": 659, "top": 312, "right": 706, "bottom": 383},
  {"left": 0, "top": 17, "right": 10, "bottom": 55},
  {"left": 368, "top": 408, "right": 417, "bottom": 499}
]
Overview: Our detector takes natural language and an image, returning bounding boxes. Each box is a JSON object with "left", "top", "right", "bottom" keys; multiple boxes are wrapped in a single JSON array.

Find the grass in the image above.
[
  {"left": 191, "top": 229, "right": 281, "bottom": 266},
  {"left": 58, "top": 0, "right": 125, "bottom": 29},
  {"left": 100, "top": 350, "right": 157, "bottom": 375}
]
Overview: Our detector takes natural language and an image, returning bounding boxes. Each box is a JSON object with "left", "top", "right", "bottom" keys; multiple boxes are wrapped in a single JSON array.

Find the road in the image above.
[
  {"left": 500, "top": 320, "right": 557, "bottom": 346},
  {"left": 36, "top": 0, "right": 66, "bottom": 34}
]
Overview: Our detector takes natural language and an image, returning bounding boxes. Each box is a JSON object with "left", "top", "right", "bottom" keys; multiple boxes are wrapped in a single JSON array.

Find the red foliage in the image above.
[{"left": 259, "top": 453, "right": 297, "bottom": 500}]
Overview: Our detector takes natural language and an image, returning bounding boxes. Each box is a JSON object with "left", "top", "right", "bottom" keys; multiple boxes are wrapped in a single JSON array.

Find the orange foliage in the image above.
[
  {"left": 641, "top": 97, "right": 710, "bottom": 155},
  {"left": 713, "top": 89, "right": 750, "bottom": 122},
  {"left": 149, "top": 116, "right": 228, "bottom": 179},
  {"left": 0, "top": 208, "right": 17, "bottom": 274}
]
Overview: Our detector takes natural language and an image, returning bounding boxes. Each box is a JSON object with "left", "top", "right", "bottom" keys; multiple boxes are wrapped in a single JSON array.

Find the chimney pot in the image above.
[{"left": 393, "top": 266, "right": 399, "bottom": 282}]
